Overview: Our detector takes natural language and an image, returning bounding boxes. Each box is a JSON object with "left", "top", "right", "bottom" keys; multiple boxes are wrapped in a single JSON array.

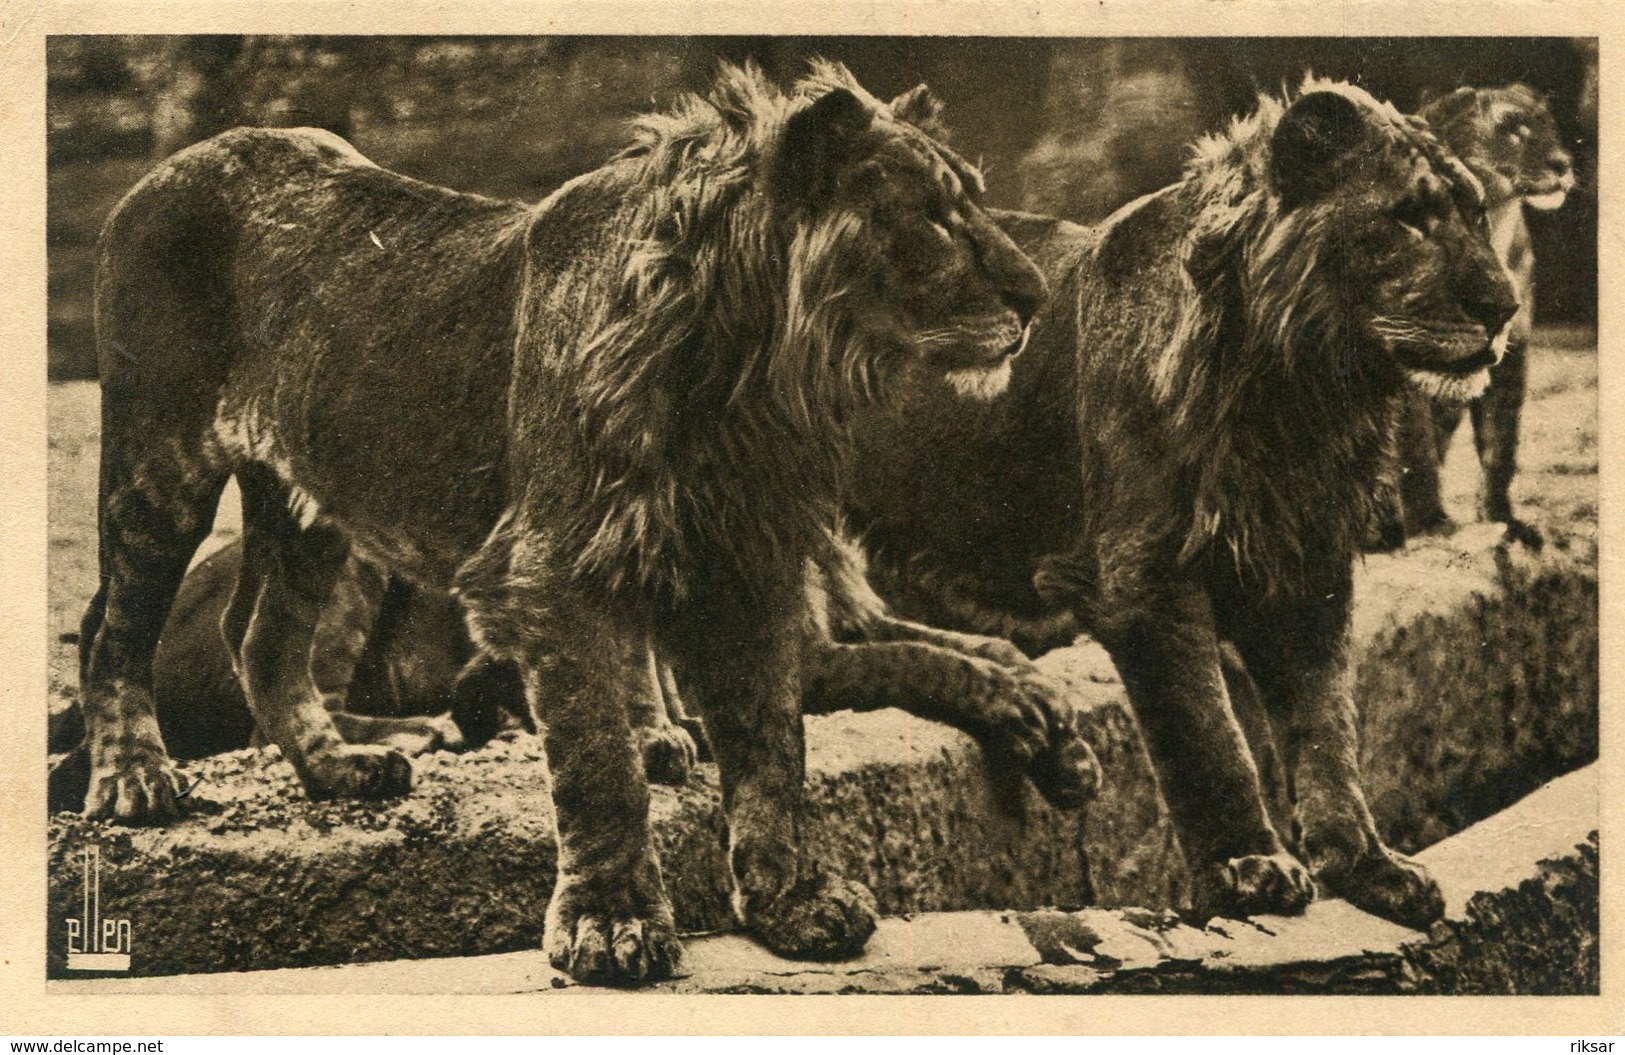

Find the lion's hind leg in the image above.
[
  {"left": 1470, "top": 340, "right": 1543, "bottom": 550},
  {"left": 312, "top": 561, "right": 467, "bottom": 756},
  {"left": 1390, "top": 392, "right": 1454, "bottom": 544},
  {"left": 77, "top": 437, "right": 229, "bottom": 823},
  {"left": 225, "top": 467, "right": 412, "bottom": 802},
  {"left": 657, "top": 660, "right": 711, "bottom": 762}
]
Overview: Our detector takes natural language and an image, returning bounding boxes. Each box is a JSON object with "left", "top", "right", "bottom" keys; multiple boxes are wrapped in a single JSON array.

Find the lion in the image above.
[
  {"left": 1381, "top": 84, "right": 1577, "bottom": 547},
  {"left": 846, "top": 80, "right": 1519, "bottom": 931},
  {"left": 76, "top": 62, "right": 1052, "bottom": 984}
]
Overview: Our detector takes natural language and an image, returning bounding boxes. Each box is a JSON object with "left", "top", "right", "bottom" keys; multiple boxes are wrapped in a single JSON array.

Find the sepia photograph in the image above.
[{"left": 13, "top": 15, "right": 1605, "bottom": 1026}]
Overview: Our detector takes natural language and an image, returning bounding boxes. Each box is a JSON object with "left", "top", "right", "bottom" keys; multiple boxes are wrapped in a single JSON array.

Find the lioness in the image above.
[
  {"left": 1385, "top": 84, "right": 1577, "bottom": 546},
  {"left": 78, "top": 63, "right": 1050, "bottom": 983},
  {"left": 52, "top": 531, "right": 1098, "bottom": 810},
  {"left": 848, "top": 81, "right": 1518, "bottom": 930}
]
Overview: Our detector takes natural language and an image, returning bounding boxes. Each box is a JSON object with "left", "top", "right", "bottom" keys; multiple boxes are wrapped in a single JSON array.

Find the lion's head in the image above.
[
  {"left": 606, "top": 62, "right": 1047, "bottom": 428},
  {"left": 1184, "top": 79, "right": 1520, "bottom": 406},
  {"left": 1422, "top": 84, "right": 1576, "bottom": 212},
  {"left": 785, "top": 65, "right": 1048, "bottom": 400}
]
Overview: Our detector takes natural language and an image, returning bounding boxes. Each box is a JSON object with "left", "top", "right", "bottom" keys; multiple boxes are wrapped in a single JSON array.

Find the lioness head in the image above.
[
  {"left": 1257, "top": 82, "right": 1519, "bottom": 403},
  {"left": 1422, "top": 84, "right": 1575, "bottom": 211},
  {"left": 781, "top": 65, "right": 1048, "bottom": 401}
]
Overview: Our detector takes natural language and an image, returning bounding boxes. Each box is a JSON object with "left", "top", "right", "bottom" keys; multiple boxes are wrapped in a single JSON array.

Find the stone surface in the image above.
[
  {"left": 46, "top": 526, "right": 1596, "bottom": 978},
  {"left": 46, "top": 717, "right": 1090, "bottom": 979},
  {"left": 55, "top": 768, "right": 1596, "bottom": 995}
]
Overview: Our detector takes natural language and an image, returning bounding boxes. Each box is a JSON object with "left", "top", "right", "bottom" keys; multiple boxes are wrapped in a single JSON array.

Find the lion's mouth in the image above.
[
  {"left": 1522, "top": 186, "right": 1570, "bottom": 211},
  {"left": 1391, "top": 325, "right": 1506, "bottom": 403},
  {"left": 934, "top": 320, "right": 1030, "bottom": 369},
  {"left": 939, "top": 323, "right": 1030, "bottom": 400},
  {"left": 1516, "top": 174, "right": 1575, "bottom": 210},
  {"left": 1398, "top": 343, "right": 1497, "bottom": 377}
]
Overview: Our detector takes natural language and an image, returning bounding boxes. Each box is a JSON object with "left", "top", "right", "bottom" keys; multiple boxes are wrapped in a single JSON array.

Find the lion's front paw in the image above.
[
  {"left": 84, "top": 745, "right": 186, "bottom": 825},
  {"left": 1332, "top": 848, "right": 1444, "bottom": 931},
  {"left": 748, "top": 869, "right": 878, "bottom": 961},
  {"left": 304, "top": 745, "right": 413, "bottom": 801},
  {"left": 545, "top": 908, "right": 684, "bottom": 986},
  {"left": 1191, "top": 852, "right": 1316, "bottom": 921},
  {"left": 635, "top": 723, "right": 698, "bottom": 786}
]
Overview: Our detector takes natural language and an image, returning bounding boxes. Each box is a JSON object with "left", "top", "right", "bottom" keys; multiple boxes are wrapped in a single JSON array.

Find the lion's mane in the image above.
[{"left": 492, "top": 63, "right": 899, "bottom": 610}]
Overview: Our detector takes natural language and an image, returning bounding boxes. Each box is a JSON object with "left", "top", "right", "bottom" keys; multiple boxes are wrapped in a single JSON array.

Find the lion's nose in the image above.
[
  {"left": 1470, "top": 284, "right": 1520, "bottom": 339},
  {"left": 1548, "top": 153, "right": 1573, "bottom": 178},
  {"left": 1001, "top": 268, "right": 1048, "bottom": 329}
]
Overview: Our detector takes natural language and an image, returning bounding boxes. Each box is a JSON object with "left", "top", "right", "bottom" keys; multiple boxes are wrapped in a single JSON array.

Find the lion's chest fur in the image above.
[{"left": 1061, "top": 181, "right": 1397, "bottom": 616}]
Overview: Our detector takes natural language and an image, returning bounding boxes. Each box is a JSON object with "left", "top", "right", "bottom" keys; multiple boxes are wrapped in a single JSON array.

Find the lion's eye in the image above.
[
  {"left": 925, "top": 201, "right": 958, "bottom": 243},
  {"left": 1392, "top": 198, "right": 1436, "bottom": 239}
]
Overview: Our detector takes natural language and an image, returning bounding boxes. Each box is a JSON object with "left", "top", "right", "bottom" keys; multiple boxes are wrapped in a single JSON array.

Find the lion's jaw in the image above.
[
  {"left": 1383, "top": 321, "right": 1508, "bottom": 403},
  {"left": 1522, "top": 178, "right": 1574, "bottom": 211},
  {"left": 928, "top": 316, "right": 1030, "bottom": 401}
]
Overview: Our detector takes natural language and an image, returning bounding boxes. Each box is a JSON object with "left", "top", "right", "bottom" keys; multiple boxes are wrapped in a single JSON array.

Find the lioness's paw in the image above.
[
  {"left": 84, "top": 746, "right": 185, "bottom": 825},
  {"left": 749, "top": 870, "right": 878, "bottom": 961},
  {"left": 1499, "top": 517, "right": 1544, "bottom": 553},
  {"left": 369, "top": 715, "right": 466, "bottom": 756},
  {"left": 971, "top": 664, "right": 1057, "bottom": 761},
  {"left": 545, "top": 910, "right": 684, "bottom": 986},
  {"left": 635, "top": 723, "right": 698, "bottom": 786},
  {"left": 980, "top": 669, "right": 1099, "bottom": 809},
  {"left": 958, "top": 636, "right": 1033, "bottom": 668},
  {"left": 305, "top": 745, "right": 413, "bottom": 801},
  {"left": 1333, "top": 849, "right": 1444, "bottom": 931},
  {"left": 1192, "top": 852, "right": 1315, "bottom": 921},
  {"left": 1027, "top": 719, "right": 1101, "bottom": 810}
]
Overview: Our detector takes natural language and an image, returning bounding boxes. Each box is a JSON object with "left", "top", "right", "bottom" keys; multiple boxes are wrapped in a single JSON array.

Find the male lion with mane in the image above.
[
  {"left": 77, "top": 62, "right": 1049, "bottom": 984},
  {"left": 848, "top": 79, "right": 1518, "bottom": 930}
]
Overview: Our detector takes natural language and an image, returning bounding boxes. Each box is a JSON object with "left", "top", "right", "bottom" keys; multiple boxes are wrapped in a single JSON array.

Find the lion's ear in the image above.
[
  {"left": 781, "top": 88, "right": 875, "bottom": 204},
  {"left": 1271, "top": 90, "right": 1369, "bottom": 208},
  {"left": 889, "top": 84, "right": 948, "bottom": 138}
]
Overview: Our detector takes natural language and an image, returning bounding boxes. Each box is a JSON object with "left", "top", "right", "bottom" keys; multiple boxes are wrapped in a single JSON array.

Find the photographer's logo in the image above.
[{"left": 65, "top": 844, "right": 131, "bottom": 971}]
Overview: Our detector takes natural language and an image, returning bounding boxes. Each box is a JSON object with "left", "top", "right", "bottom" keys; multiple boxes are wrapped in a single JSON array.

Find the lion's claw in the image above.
[
  {"left": 306, "top": 745, "right": 413, "bottom": 801},
  {"left": 636, "top": 723, "right": 699, "bottom": 786},
  {"left": 1191, "top": 851, "right": 1316, "bottom": 921},
  {"left": 547, "top": 911, "right": 684, "bottom": 986},
  {"left": 749, "top": 869, "right": 878, "bottom": 961},
  {"left": 84, "top": 752, "right": 185, "bottom": 825}
]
